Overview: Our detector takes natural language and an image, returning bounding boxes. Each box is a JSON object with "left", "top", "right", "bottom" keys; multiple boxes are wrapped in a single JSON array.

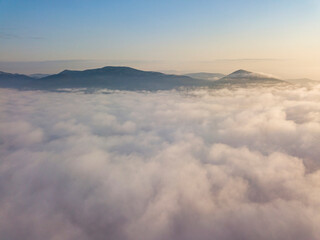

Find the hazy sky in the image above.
[{"left": 0, "top": 0, "right": 319, "bottom": 78}]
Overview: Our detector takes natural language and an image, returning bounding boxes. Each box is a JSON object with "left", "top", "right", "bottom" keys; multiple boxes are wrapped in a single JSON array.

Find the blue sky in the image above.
[{"left": 0, "top": 0, "right": 319, "bottom": 78}]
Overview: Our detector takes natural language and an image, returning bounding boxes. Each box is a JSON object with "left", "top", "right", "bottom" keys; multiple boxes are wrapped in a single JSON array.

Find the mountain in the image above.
[
  {"left": 0, "top": 67, "right": 291, "bottom": 91},
  {"left": 184, "top": 72, "right": 225, "bottom": 81},
  {"left": 0, "top": 71, "right": 36, "bottom": 89},
  {"left": 0, "top": 67, "right": 212, "bottom": 91},
  {"left": 0, "top": 71, "right": 34, "bottom": 80},
  {"left": 215, "top": 69, "right": 284, "bottom": 84}
]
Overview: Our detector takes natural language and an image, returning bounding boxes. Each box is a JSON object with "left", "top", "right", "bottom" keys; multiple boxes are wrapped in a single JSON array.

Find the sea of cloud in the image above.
[{"left": 1, "top": 84, "right": 320, "bottom": 240}]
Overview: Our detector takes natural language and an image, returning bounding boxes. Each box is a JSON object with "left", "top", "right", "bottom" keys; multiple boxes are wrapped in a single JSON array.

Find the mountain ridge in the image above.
[
  {"left": 1, "top": 66, "right": 212, "bottom": 91},
  {"left": 0, "top": 67, "right": 289, "bottom": 90}
]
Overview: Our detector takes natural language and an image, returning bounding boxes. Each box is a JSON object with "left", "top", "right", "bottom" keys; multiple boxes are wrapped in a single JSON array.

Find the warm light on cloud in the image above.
[{"left": 1, "top": 84, "right": 320, "bottom": 239}]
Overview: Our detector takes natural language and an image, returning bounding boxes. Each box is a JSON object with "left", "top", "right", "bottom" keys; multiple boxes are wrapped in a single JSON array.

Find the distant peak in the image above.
[
  {"left": 219, "top": 69, "right": 283, "bottom": 83},
  {"left": 99, "top": 66, "right": 141, "bottom": 72},
  {"left": 101, "top": 66, "right": 134, "bottom": 70},
  {"left": 231, "top": 69, "right": 252, "bottom": 75}
]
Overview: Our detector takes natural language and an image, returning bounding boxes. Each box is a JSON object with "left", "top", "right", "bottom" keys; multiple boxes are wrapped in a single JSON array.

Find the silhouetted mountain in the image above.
[
  {"left": 0, "top": 67, "right": 212, "bottom": 91},
  {"left": 215, "top": 69, "right": 284, "bottom": 84},
  {"left": 0, "top": 67, "right": 291, "bottom": 91},
  {"left": 0, "top": 71, "right": 34, "bottom": 80},
  {"left": 184, "top": 72, "right": 225, "bottom": 81},
  {"left": 0, "top": 71, "right": 35, "bottom": 88}
]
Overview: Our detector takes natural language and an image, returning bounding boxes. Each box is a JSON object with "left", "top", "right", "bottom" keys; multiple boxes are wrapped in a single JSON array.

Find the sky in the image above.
[{"left": 0, "top": 0, "right": 320, "bottom": 78}]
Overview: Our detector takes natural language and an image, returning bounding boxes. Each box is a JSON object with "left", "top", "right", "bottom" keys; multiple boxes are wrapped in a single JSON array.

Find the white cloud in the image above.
[{"left": 1, "top": 84, "right": 320, "bottom": 240}]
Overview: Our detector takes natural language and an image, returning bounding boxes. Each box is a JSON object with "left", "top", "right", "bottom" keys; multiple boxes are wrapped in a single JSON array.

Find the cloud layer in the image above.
[{"left": 1, "top": 85, "right": 320, "bottom": 240}]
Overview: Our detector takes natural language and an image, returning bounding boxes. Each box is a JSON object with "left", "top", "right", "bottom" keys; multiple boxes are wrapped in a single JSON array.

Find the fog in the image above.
[{"left": 1, "top": 84, "right": 320, "bottom": 240}]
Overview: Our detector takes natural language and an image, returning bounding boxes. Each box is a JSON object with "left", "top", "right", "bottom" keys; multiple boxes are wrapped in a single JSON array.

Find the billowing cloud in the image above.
[{"left": 1, "top": 84, "right": 320, "bottom": 240}]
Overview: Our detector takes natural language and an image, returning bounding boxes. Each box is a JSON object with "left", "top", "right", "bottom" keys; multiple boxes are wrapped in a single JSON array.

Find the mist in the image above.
[{"left": 1, "top": 84, "right": 320, "bottom": 240}]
